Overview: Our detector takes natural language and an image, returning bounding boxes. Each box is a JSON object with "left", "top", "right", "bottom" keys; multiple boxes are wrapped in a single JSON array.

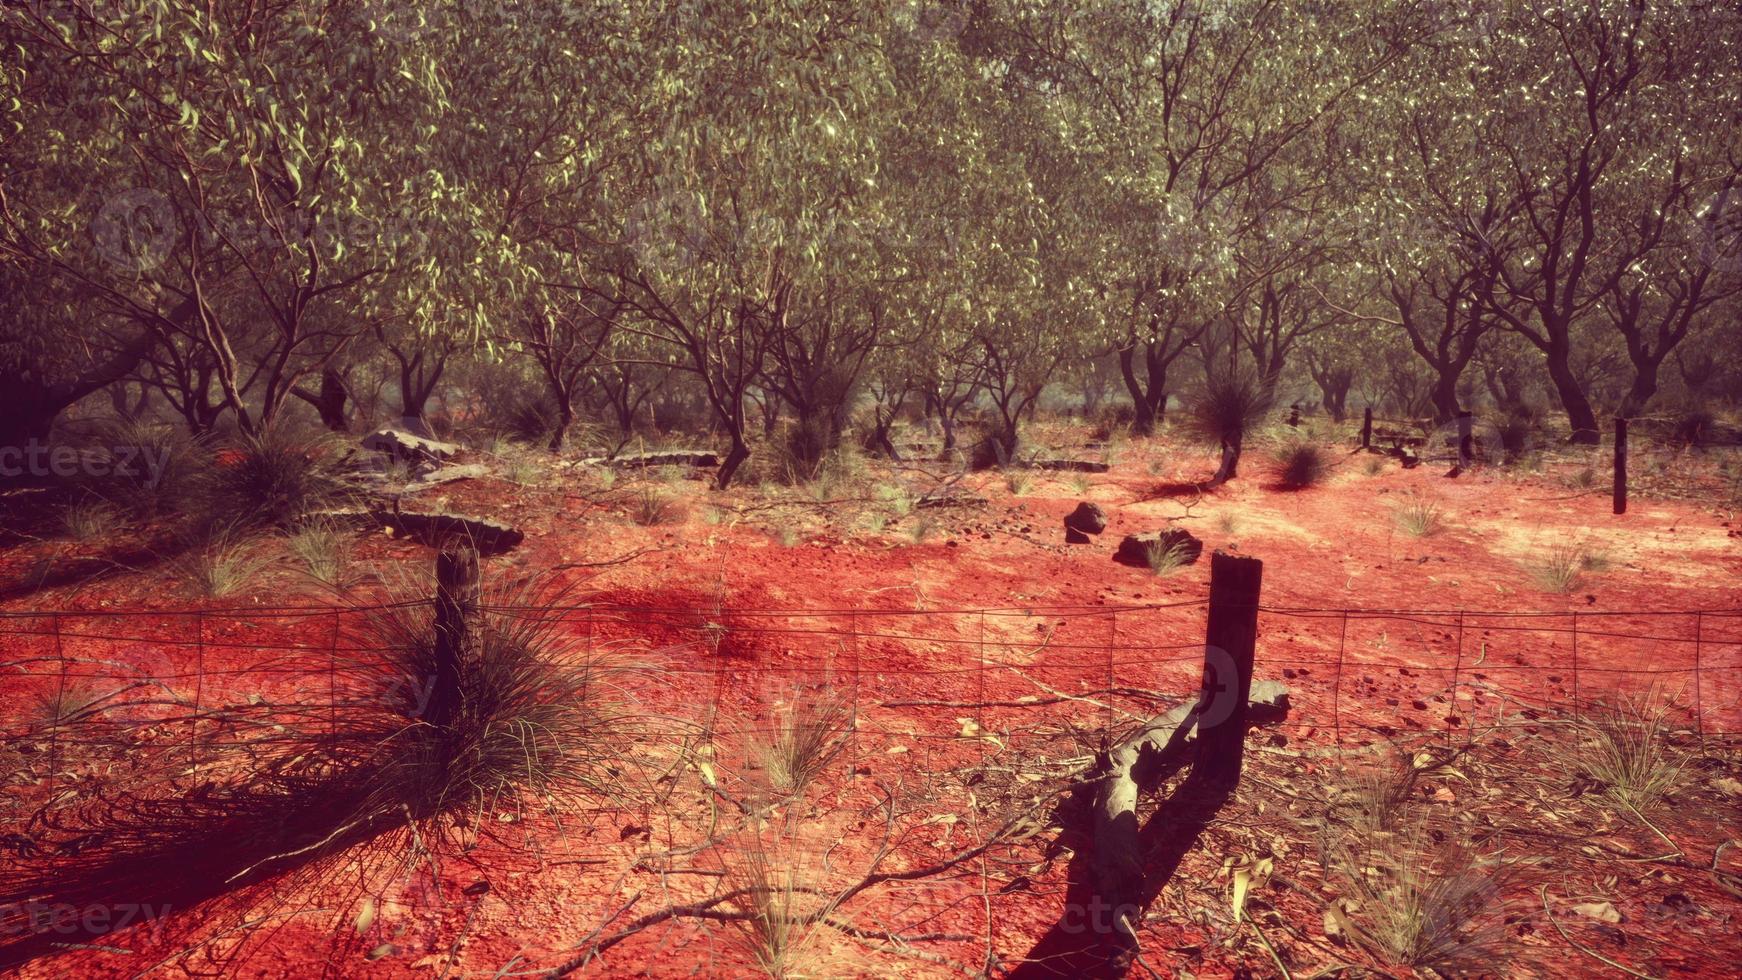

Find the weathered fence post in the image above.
[
  {"left": 1193, "top": 551, "right": 1263, "bottom": 788},
  {"left": 1361, "top": 406, "right": 1373, "bottom": 449},
  {"left": 429, "top": 543, "right": 480, "bottom": 727},
  {"left": 1457, "top": 410, "right": 1475, "bottom": 471},
  {"left": 1613, "top": 416, "right": 1628, "bottom": 516}
]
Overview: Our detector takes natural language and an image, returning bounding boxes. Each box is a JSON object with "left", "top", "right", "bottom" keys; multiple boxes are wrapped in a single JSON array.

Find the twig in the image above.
[{"left": 1540, "top": 885, "right": 1662, "bottom": 980}]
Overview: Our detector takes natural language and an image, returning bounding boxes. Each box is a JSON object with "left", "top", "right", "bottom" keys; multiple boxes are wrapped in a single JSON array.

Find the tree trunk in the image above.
[
  {"left": 716, "top": 438, "right": 750, "bottom": 490},
  {"left": 1430, "top": 367, "right": 1462, "bottom": 425},
  {"left": 1543, "top": 342, "right": 1601, "bottom": 444},
  {"left": 1617, "top": 360, "right": 1661, "bottom": 419},
  {"left": 312, "top": 368, "right": 349, "bottom": 432},
  {"left": 1118, "top": 345, "right": 1157, "bottom": 435},
  {"left": 548, "top": 395, "right": 574, "bottom": 453},
  {"left": 1207, "top": 436, "right": 1242, "bottom": 487}
]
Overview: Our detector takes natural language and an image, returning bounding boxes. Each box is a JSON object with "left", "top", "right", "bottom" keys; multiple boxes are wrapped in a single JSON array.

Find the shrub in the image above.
[
  {"left": 1272, "top": 439, "right": 1329, "bottom": 489},
  {"left": 210, "top": 426, "right": 355, "bottom": 530},
  {"left": 1003, "top": 467, "right": 1033, "bottom": 496},
  {"left": 1188, "top": 371, "right": 1272, "bottom": 484}
]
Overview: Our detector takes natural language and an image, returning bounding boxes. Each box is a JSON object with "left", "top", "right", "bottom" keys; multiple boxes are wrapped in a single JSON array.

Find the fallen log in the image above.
[
  {"left": 1089, "top": 679, "right": 1290, "bottom": 919},
  {"left": 1030, "top": 458, "right": 1110, "bottom": 473},
  {"left": 314, "top": 508, "right": 524, "bottom": 556},
  {"left": 575, "top": 450, "right": 719, "bottom": 468}
]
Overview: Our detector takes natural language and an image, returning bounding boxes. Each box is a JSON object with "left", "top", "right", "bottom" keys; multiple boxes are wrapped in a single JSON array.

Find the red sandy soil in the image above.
[{"left": 2, "top": 428, "right": 1739, "bottom": 978}]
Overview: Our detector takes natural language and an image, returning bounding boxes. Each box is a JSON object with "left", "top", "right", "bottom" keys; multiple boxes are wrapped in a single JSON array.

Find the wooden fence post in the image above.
[
  {"left": 1193, "top": 550, "right": 1263, "bottom": 787},
  {"left": 429, "top": 543, "right": 480, "bottom": 727},
  {"left": 1613, "top": 417, "right": 1628, "bottom": 516},
  {"left": 1457, "top": 410, "right": 1475, "bottom": 470},
  {"left": 1361, "top": 406, "right": 1373, "bottom": 449}
]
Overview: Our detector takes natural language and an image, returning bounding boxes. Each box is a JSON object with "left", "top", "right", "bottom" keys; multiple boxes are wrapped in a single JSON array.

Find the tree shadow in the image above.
[
  {"left": 1009, "top": 770, "right": 1234, "bottom": 979},
  {"left": 0, "top": 741, "right": 424, "bottom": 972}
]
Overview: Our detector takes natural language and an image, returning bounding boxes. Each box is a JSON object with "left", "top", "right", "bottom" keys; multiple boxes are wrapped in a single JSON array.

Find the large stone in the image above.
[
  {"left": 1113, "top": 528, "right": 1204, "bottom": 568},
  {"left": 361, "top": 427, "right": 458, "bottom": 462},
  {"left": 1064, "top": 501, "right": 1109, "bottom": 536}
]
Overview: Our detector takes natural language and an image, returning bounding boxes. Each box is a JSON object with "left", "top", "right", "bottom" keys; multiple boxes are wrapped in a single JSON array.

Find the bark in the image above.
[{"left": 1544, "top": 338, "right": 1601, "bottom": 444}]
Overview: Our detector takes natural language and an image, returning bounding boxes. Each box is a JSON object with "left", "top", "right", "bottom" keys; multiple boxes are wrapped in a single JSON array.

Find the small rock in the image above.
[
  {"left": 1065, "top": 527, "right": 1092, "bottom": 544},
  {"left": 1064, "top": 501, "right": 1108, "bottom": 537}
]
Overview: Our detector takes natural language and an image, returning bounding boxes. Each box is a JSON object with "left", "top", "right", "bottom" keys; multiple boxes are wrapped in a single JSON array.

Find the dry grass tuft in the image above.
[
  {"left": 1576, "top": 689, "right": 1688, "bottom": 813},
  {"left": 747, "top": 686, "right": 853, "bottom": 798},
  {"left": 1393, "top": 496, "right": 1444, "bottom": 538}
]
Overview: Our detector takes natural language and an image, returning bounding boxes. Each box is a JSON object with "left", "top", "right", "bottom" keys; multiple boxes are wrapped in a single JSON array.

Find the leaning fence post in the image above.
[
  {"left": 1193, "top": 551, "right": 1263, "bottom": 788},
  {"left": 1361, "top": 406, "right": 1373, "bottom": 449},
  {"left": 1457, "top": 410, "right": 1475, "bottom": 471},
  {"left": 1613, "top": 416, "right": 1628, "bottom": 515},
  {"left": 430, "top": 543, "right": 480, "bottom": 727}
]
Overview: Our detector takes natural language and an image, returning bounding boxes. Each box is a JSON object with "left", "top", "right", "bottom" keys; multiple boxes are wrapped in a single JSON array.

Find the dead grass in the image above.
[
  {"left": 176, "top": 530, "right": 278, "bottom": 597},
  {"left": 1144, "top": 539, "right": 1193, "bottom": 576},
  {"left": 630, "top": 486, "right": 681, "bottom": 526},
  {"left": 1330, "top": 829, "right": 1515, "bottom": 975},
  {"left": 1576, "top": 689, "right": 1688, "bottom": 813},
  {"left": 1393, "top": 495, "right": 1444, "bottom": 538},
  {"left": 746, "top": 686, "right": 853, "bottom": 798}
]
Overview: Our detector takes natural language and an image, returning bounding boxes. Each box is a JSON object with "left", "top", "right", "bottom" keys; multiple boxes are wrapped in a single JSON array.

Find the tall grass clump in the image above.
[
  {"left": 1144, "top": 539, "right": 1193, "bottom": 576},
  {"left": 1527, "top": 541, "right": 1590, "bottom": 593},
  {"left": 286, "top": 519, "right": 354, "bottom": 586},
  {"left": 1188, "top": 371, "right": 1272, "bottom": 486},
  {"left": 1272, "top": 439, "right": 1329, "bottom": 489},
  {"left": 746, "top": 687, "right": 853, "bottom": 797},
  {"left": 176, "top": 528, "right": 278, "bottom": 597},
  {"left": 209, "top": 426, "right": 355, "bottom": 530},
  {"left": 78, "top": 419, "right": 211, "bottom": 520},
  {"left": 1393, "top": 496, "right": 1444, "bottom": 538},
  {"left": 1330, "top": 831, "right": 1514, "bottom": 975},
  {"left": 630, "top": 486, "right": 680, "bottom": 526},
  {"left": 0, "top": 574, "right": 647, "bottom": 962},
  {"left": 1576, "top": 689, "right": 1688, "bottom": 813},
  {"left": 61, "top": 499, "right": 121, "bottom": 541},
  {"left": 722, "top": 832, "right": 838, "bottom": 979}
]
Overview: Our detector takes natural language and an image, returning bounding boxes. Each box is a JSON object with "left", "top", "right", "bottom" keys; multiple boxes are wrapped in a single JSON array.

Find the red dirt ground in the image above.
[{"left": 2, "top": 428, "right": 1739, "bottom": 978}]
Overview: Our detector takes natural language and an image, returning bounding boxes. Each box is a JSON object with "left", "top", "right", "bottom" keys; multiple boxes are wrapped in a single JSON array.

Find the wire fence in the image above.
[
  {"left": 2, "top": 594, "right": 1739, "bottom": 974},
  {"left": 4, "top": 595, "right": 1739, "bottom": 759}
]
